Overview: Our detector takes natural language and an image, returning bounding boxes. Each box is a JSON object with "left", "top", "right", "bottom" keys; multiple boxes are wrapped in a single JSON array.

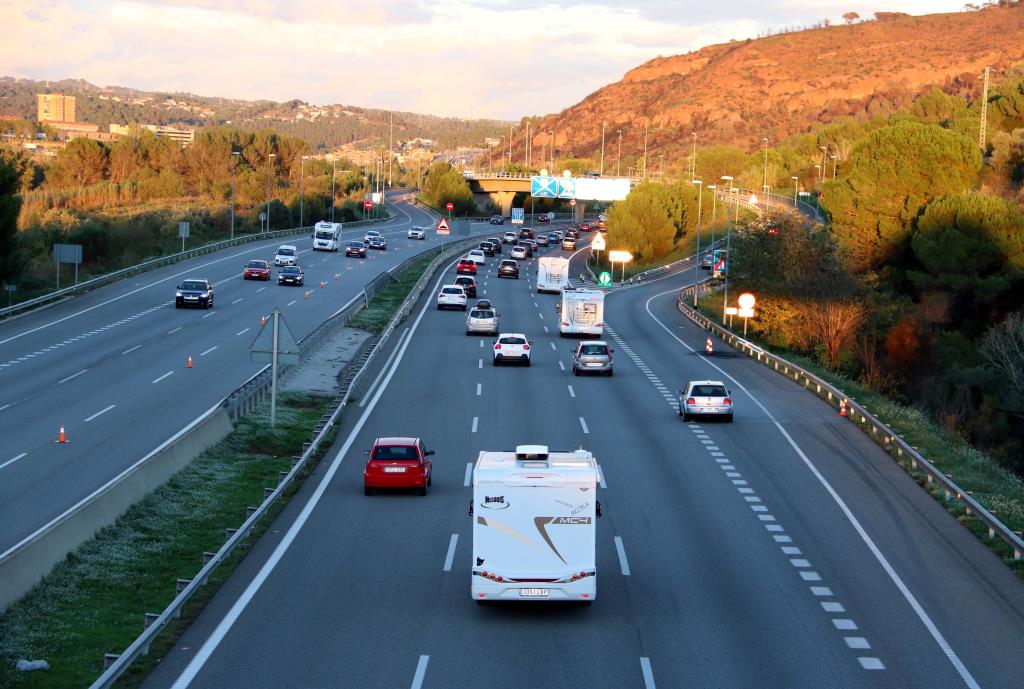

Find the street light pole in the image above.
[
  {"left": 266, "top": 152, "right": 276, "bottom": 232},
  {"left": 692, "top": 179, "right": 703, "bottom": 306},
  {"left": 690, "top": 131, "right": 697, "bottom": 180},
  {"left": 300, "top": 156, "right": 306, "bottom": 230},
  {"left": 721, "top": 175, "right": 734, "bottom": 324},
  {"left": 791, "top": 175, "right": 799, "bottom": 207},
  {"left": 819, "top": 145, "right": 828, "bottom": 182},
  {"left": 642, "top": 124, "right": 648, "bottom": 180},
  {"left": 508, "top": 123, "right": 513, "bottom": 169},
  {"left": 707, "top": 183, "right": 717, "bottom": 248},
  {"left": 659, "top": 154, "right": 664, "bottom": 181},
  {"left": 526, "top": 121, "right": 531, "bottom": 168},
  {"left": 831, "top": 154, "right": 838, "bottom": 180},
  {"left": 600, "top": 122, "right": 606, "bottom": 175},
  {"left": 616, "top": 130, "right": 622, "bottom": 176},
  {"left": 230, "top": 150, "right": 240, "bottom": 240},
  {"left": 548, "top": 130, "right": 554, "bottom": 172},
  {"left": 762, "top": 137, "right": 769, "bottom": 191},
  {"left": 330, "top": 158, "right": 336, "bottom": 222}
]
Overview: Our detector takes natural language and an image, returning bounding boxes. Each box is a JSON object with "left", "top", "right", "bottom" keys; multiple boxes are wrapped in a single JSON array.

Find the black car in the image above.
[
  {"left": 489, "top": 215, "right": 505, "bottom": 225},
  {"left": 175, "top": 278, "right": 214, "bottom": 309},
  {"left": 453, "top": 276, "right": 478, "bottom": 298},
  {"left": 345, "top": 241, "right": 368, "bottom": 258},
  {"left": 480, "top": 241, "right": 496, "bottom": 256},
  {"left": 367, "top": 236, "right": 388, "bottom": 251},
  {"left": 489, "top": 239, "right": 503, "bottom": 254},
  {"left": 498, "top": 260, "right": 520, "bottom": 279},
  {"left": 278, "top": 266, "right": 305, "bottom": 286},
  {"left": 537, "top": 215, "right": 550, "bottom": 224},
  {"left": 519, "top": 228, "right": 534, "bottom": 239}
]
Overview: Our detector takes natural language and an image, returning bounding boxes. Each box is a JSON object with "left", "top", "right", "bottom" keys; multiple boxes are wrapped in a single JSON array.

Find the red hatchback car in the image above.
[
  {"left": 364, "top": 437, "right": 434, "bottom": 495},
  {"left": 243, "top": 259, "right": 271, "bottom": 280},
  {"left": 578, "top": 222, "right": 592, "bottom": 232},
  {"left": 456, "top": 258, "right": 478, "bottom": 275}
]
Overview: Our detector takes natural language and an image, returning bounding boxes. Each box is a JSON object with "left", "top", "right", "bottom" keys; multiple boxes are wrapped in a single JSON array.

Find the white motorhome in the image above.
[
  {"left": 537, "top": 256, "right": 570, "bottom": 294},
  {"left": 471, "top": 445, "right": 600, "bottom": 604},
  {"left": 558, "top": 288, "right": 605, "bottom": 337},
  {"left": 312, "top": 221, "right": 342, "bottom": 251}
]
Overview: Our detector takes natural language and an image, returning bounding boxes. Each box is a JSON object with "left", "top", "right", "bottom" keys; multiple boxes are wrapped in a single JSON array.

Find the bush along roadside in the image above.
[
  {"left": 692, "top": 292, "right": 1024, "bottom": 577},
  {"left": 0, "top": 392, "right": 335, "bottom": 689}
]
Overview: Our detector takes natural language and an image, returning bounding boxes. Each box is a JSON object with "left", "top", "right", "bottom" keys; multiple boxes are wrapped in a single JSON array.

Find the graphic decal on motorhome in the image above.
[{"left": 534, "top": 516, "right": 593, "bottom": 564}]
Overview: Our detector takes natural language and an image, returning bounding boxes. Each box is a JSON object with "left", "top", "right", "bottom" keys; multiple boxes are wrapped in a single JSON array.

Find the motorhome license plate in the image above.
[
  {"left": 520, "top": 588, "right": 549, "bottom": 597},
  {"left": 384, "top": 467, "right": 406, "bottom": 473}
]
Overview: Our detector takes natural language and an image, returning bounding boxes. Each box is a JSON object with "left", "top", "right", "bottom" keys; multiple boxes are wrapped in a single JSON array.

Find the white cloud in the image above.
[{"left": 0, "top": 0, "right": 971, "bottom": 119}]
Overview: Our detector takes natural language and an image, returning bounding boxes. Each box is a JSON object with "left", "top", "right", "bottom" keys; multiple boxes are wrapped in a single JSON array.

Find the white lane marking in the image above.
[
  {"left": 538, "top": 312, "right": 544, "bottom": 319},
  {"left": 479, "top": 340, "right": 483, "bottom": 348},
  {"left": 476, "top": 383, "right": 482, "bottom": 396},
  {"left": 231, "top": 298, "right": 243, "bottom": 304},
  {"left": 84, "top": 404, "right": 116, "bottom": 422},
  {"left": 359, "top": 328, "right": 411, "bottom": 409},
  {"left": 442, "top": 534, "right": 459, "bottom": 572},
  {"left": 549, "top": 342, "right": 557, "bottom": 350},
  {"left": 858, "top": 657, "right": 885, "bottom": 670},
  {"left": 166, "top": 243, "right": 464, "bottom": 689},
  {"left": 472, "top": 416, "right": 478, "bottom": 433},
  {"left": 614, "top": 536, "right": 631, "bottom": 575},
  {"left": 846, "top": 637, "right": 871, "bottom": 649},
  {"left": 478, "top": 358, "right": 483, "bottom": 369},
  {"left": 167, "top": 327, "right": 182, "bottom": 335},
  {"left": 558, "top": 361, "right": 565, "bottom": 371},
  {"left": 464, "top": 462, "right": 473, "bottom": 487},
  {"left": 598, "top": 465, "right": 607, "bottom": 489},
  {"left": 800, "top": 571, "right": 823, "bottom": 581},
  {"left": 640, "top": 657, "right": 656, "bottom": 689},
  {"left": 0, "top": 452, "right": 28, "bottom": 471},
  {"left": 287, "top": 300, "right": 296, "bottom": 306},
  {"left": 236, "top": 328, "right": 250, "bottom": 336},
  {"left": 0, "top": 404, "right": 10, "bottom": 411},
  {"left": 121, "top": 345, "right": 142, "bottom": 355},
  {"left": 200, "top": 346, "right": 218, "bottom": 357},
  {"left": 543, "top": 325, "right": 549, "bottom": 333},
  {"left": 567, "top": 385, "right": 576, "bottom": 398},
  {"left": 257, "top": 286, "right": 267, "bottom": 293},
  {"left": 579, "top": 416, "right": 589, "bottom": 434},
  {"left": 202, "top": 311, "right": 216, "bottom": 319},
  {"left": 644, "top": 286, "right": 980, "bottom": 689},
  {"left": 833, "top": 619, "right": 858, "bottom": 630},
  {"left": 822, "top": 601, "right": 846, "bottom": 612},
  {"left": 410, "top": 655, "right": 430, "bottom": 689},
  {"left": 58, "top": 369, "right": 88, "bottom": 384},
  {"left": 152, "top": 371, "right": 174, "bottom": 384}
]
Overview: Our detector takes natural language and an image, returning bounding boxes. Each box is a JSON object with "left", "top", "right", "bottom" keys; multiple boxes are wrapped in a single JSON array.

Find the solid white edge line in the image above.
[
  {"left": 410, "top": 655, "right": 430, "bottom": 689},
  {"left": 442, "top": 533, "right": 459, "bottom": 572},
  {"left": 464, "top": 462, "right": 473, "bottom": 487},
  {"left": 168, "top": 254, "right": 461, "bottom": 689},
  {"left": 0, "top": 452, "right": 27, "bottom": 471},
  {"left": 642, "top": 286, "right": 981, "bottom": 689},
  {"left": 359, "top": 328, "right": 411, "bottom": 408},
  {"left": 614, "top": 535, "right": 631, "bottom": 576},
  {"left": 640, "top": 657, "right": 656, "bottom": 689},
  {"left": 83, "top": 404, "right": 116, "bottom": 423},
  {"left": 598, "top": 465, "right": 607, "bottom": 489}
]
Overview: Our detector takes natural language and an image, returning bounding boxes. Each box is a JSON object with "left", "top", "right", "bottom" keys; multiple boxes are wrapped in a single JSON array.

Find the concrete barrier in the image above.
[{"left": 0, "top": 406, "right": 233, "bottom": 611}]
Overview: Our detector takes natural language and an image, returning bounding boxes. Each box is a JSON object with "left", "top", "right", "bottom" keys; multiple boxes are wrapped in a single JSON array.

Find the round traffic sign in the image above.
[
  {"left": 364, "top": 201, "right": 373, "bottom": 210},
  {"left": 598, "top": 272, "right": 613, "bottom": 287},
  {"left": 259, "top": 212, "right": 267, "bottom": 221},
  {"left": 570, "top": 199, "right": 577, "bottom": 206},
  {"left": 446, "top": 202, "right": 454, "bottom": 211}
]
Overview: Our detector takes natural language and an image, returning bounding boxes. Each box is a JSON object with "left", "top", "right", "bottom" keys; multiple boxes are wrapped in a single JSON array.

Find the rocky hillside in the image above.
[{"left": 533, "top": 5, "right": 1024, "bottom": 161}]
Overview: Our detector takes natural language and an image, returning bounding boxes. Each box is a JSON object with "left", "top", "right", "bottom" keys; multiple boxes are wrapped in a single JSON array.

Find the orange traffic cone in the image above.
[
  {"left": 334, "top": 273, "right": 340, "bottom": 281},
  {"left": 260, "top": 315, "right": 267, "bottom": 326},
  {"left": 304, "top": 290, "right": 312, "bottom": 300},
  {"left": 839, "top": 399, "right": 848, "bottom": 417},
  {"left": 56, "top": 425, "right": 67, "bottom": 444},
  {"left": 187, "top": 356, "right": 193, "bottom": 369},
  {"left": 320, "top": 281, "right": 325, "bottom": 289},
  {"left": 705, "top": 337, "right": 714, "bottom": 355}
]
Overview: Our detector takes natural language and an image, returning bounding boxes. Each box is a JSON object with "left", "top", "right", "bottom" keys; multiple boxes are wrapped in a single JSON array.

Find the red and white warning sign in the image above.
[{"left": 436, "top": 217, "right": 451, "bottom": 236}]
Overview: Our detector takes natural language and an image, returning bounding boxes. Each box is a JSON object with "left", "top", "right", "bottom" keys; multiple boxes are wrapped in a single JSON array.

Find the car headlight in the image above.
[{"left": 176, "top": 291, "right": 182, "bottom": 297}]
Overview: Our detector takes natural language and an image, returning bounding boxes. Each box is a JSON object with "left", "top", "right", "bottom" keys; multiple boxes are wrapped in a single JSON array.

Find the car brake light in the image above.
[
  {"left": 723, "top": 398, "right": 732, "bottom": 406},
  {"left": 523, "top": 345, "right": 530, "bottom": 350},
  {"left": 494, "top": 344, "right": 501, "bottom": 349},
  {"left": 686, "top": 398, "right": 696, "bottom": 405}
]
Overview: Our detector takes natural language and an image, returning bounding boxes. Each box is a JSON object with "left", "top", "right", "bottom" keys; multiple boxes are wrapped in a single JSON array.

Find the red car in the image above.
[
  {"left": 578, "top": 222, "right": 592, "bottom": 232},
  {"left": 243, "top": 259, "right": 271, "bottom": 280},
  {"left": 363, "top": 437, "right": 434, "bottom": 495},
  {"left": 456, "top": 258, "right": 478, "bottom": 275}
]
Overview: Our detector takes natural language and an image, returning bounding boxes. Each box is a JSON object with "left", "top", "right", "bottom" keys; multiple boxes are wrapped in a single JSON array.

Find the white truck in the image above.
[
  {"left": 471, "top": 445, "right": 600, "bottom": 604},
  {"left": 558, "top": 288, "right": 605, "bottom": 337},
  {"left": 537, "top": 256, "right": 570, "bottom": 294},
  {"left": 312, "top": 221, "right": 342, "bottom": 251}
]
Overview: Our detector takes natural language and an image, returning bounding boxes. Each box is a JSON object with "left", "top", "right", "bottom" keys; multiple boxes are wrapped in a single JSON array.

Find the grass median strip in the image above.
[
  {"left": 349, "top": 253, "right": 437, "bottom": 333},
  {"left": 0, "top": 392, "right": 335, "bottom": 689}
]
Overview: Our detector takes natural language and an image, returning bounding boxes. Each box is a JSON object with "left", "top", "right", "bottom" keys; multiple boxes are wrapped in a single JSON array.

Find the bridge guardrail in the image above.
[
  {"left": 0, "top": 216, "right": 393, "bottom": 320},
  {"left": 87, "top": 225, "right": 486, "bottom": 689},
  {"left": 675, "top": 297, "right": 1024, "bottom": 562}
]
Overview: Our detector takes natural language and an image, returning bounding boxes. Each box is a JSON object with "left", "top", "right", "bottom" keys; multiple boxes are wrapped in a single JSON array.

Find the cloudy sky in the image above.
[{"left": 3, "top": 0, "right": 970, "bottom": 119}]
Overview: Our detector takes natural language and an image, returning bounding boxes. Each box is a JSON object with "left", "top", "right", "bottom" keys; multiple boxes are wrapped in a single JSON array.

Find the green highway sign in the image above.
[{"left": 598, "top": 271, "right": 613, "bottom": 287}]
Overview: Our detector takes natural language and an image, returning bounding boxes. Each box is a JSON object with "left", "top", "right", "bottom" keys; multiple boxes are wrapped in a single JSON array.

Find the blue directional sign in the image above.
[
  {"left": 511, "top": 207, "right": 524, "bottom": 225},
  {"left": 556, "top": 177, "right": 576, "bottom": 199},
  {"left": 531, "top": 176, "right": 557, "bottom": 198}
]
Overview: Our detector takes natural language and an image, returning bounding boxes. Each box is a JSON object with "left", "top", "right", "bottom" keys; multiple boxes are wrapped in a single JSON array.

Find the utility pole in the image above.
[
  {"left": 299, "top": 156, "right": 305, "bottom": 230},
  {"left": 979, "top": 66, "right": 991, "bottom": 151},
  {"left": 526, "top": 121, "right": 531, "bottom": 168},
  {"left": 642, "top": 123, "right": 649, "bottom": 180},
  {"left": 230, "top": 150, "right": 240, "bottom": 240},
  {"left": 616, "top": 130, "right": 622, "bottom": 177},
  {"left": 691, "top": 132, "right": 697, "bottom": 181},
  {"left": 762, "top": 137, "right": 769, "bottom": 191},
  {"left": 330, "top": 158, "right": 336, "bottom": 222},
  {"left": 388, "top": 111, "right": 393, "bottom": 187},
  {"left": 508, "top": 124, "right": 513, "bottom": 169},
  {"left": 600, "top": 122, "right": 607, "bottom": 175}
]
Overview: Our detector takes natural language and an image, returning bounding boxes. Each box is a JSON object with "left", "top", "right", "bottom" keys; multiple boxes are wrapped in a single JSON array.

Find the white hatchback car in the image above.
[
  {"left": 436, "top": 285, "right": 468, "bottom": 311},
  {"left": 679, "top": 380, "right": 734, "bottom": 422},
  {"left": 466, "top": 307, "right": 499, "bottom": 335},
  {"left": 510, "top": 246, "right": 527, "bottom": 260},
  {"left": 364, "top": 230, "right": 384, "bottom": 243},
  {"left": 466, "top": 249, "right": 486, "bottom": 265},
  {"left": 493, "top": 333, "right": 532, "bottom": 366},
  {"left": 408, "top": 227, "right": 426, "bottom": 240},
  {"left": 274, "top": 245, "right": 298, "bottom": 267},
  {"left": 502, "top": 231, "right": 518, "bottom": 244}
]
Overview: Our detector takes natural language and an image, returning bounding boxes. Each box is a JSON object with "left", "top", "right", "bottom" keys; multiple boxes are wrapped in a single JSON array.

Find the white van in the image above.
[
  {"left": 312, "top": 221, "right": 341, "bottom": 251},
  {"left": 471, "top": 445, "right": 600, "bottom": 604},
  {"left": 537, "top": 256, "right": 569, "bottom": 293},
  {"left": 559, "top": 288, "right": 604, "bottom": 336},
  {"left": 274, "top": 245, "right": 298, "bottom": 266}
]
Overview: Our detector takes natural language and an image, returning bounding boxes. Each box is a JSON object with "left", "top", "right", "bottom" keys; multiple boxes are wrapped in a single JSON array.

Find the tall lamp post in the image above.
[
  {"left": 266, "top": 152, "right": 276, "bottom": 232},
  {"left": 616, "top": 130, "right": 622, "bottom": 176},
  {"left": 707, "top": 183, "right": 717, "bottom": 248},
  {"left": 642, "top": 123, "right": 649, "bottom": 180},
  {"left": 761, "top": 137, "right": 769, "bottom": 191},
  {"left": 230, "top": 149, "right": 240, "bottom": 240},
  {"left": 548, "top": 130, "right": 554, "bottom": 172},
  {"left": 819, "top": 145, "right": 828, "bottom": 182},
  {"left": 330, "top": 158, "right": 337, "bottom": 222},
  {"left": 791, "top": 175, "right": 799, "bottom": 207},
  {"left": 721, "top": 175, "right": 736, "bottom": 324},
  {"left": 814, "top": 164, "right": 822, "bottom": 184},
  {"left": 690, "top": 131, "right": 698, "bottom": 180},
  {"left": 599, "top": 122, "right": 607, "bottom": 176},
  {"left": 299, "top": 155, "right": 307, "bottom": 230},
  {"left": 831, "top": 154, "right": 838, "bottom": 180},
  {"left": 692, "top": 179, "right": 703, "bottom": 306}
]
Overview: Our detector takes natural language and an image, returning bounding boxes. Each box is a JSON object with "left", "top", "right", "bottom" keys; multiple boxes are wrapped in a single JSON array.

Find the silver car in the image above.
[
  {"left": 571, "top": 340, "right": 613, "bottom": 376},
  {"left": 466, "top": 308, "right": 499, "bottom": 335},
  {"left": 679, "top": 380, "right": 734, "bottom": 422}
]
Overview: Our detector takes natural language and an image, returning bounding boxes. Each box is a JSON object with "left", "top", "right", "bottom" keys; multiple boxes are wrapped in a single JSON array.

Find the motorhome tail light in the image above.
[
  {"left": 571, "top": 573, "right": 579, "bottom": 581},
  {"left": 723, "top": 398, "right": 732, "bottom": 406},
  {"left": 496, "top": 575, "right": 503, "bottom": 582},
  {"left": 686, "top": 398, "right": 696, "bottom": 405},
  {"left": 596, "top": 322, "right": 603, "bottom": 327}
]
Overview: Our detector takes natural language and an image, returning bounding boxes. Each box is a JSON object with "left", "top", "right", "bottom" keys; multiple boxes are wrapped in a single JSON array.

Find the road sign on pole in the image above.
[
  {"left": 435, "top": 217, "right": 451, "bottom": 236},
  {"left": 445, "top": 202, "right": 454, "bottom": 211},
  {"left": 364, "top": 201, "right": 373, "bottom": 210},
  {"left": 511, "top": 208, "right": 524, "bottom": 224},
  {"left": 598, "top": 272, "right": 612, "bottom": 287}
]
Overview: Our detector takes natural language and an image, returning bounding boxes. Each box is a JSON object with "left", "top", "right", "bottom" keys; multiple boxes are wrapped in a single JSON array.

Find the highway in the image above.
[
  {"left": 0, "top": 194, "right": 497, "bottom": 556},
  {"left": 141, "top": 233, "right": 1024, "bottom": 689}
]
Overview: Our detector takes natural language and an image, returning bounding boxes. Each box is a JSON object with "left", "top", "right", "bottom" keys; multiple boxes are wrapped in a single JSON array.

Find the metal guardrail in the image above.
[
  {"left": 0, "top": 216, "right": 393, "bottom": 320},
  {"left": 676, "top": 297, "right": 1024, "bottom": 562},
  {"left": 88, "top": 219, "right": 488, "bottom": 689}
]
